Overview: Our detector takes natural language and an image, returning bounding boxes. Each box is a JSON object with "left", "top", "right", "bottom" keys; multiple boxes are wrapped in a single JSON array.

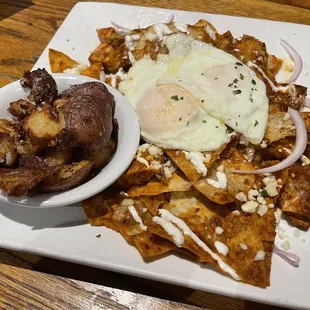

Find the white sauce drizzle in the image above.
[
  {"left": 247, "top": 61, "right": 278, "bottom": 91},
  {"left": 157, "top": 209, "right": 240, "bottom": 280},
  {"left": 128, "top": 206, "right": 147, "bottom": 231},
  {"left": 152, "top": 216, "right": 184, "bottom": 247},
  {"left": 183, "top": 151, "right": 209, "bottom": 176}
]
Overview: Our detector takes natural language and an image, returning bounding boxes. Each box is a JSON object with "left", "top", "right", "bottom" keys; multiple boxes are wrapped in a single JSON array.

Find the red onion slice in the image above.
[
  {"left": 233, "top": 108, "right": 307, "bottom": 174},
  {"left": 280, "top": 39, "right": 303, "bottom": 84},
  {"left": 273, "top": 244, "right": 300, "bottom": 267}
]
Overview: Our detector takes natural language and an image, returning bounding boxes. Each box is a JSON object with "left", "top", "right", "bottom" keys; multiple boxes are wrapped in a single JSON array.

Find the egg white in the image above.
[{"left": 119, "top": 33, "right": 269, "bottom": 151}]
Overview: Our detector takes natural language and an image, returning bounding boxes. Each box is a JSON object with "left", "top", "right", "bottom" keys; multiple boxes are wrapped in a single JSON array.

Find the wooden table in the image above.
[{"left": 0, "top": 1, "right": 309, "bottom": 309}]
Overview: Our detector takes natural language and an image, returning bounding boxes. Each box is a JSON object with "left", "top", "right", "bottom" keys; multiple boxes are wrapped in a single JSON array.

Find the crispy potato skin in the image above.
[
  {"left": 22, "top": 105, "right": 64, "bottom": 146},
  {"left": 0, "top": 166, "right": 60, "bottom": 196},
  {"left": 0, "top": 133, "right": 17, "bottom": 167},
  {"left": 8, "top": 99, "right": 36, "bottom": 121},
  {"left": 20, "top": 68, "right": 58, "bottom": 105},
  {"left": 57, "top": 94, "right": 113, "bottom": 150},
  {"left": 40, "top": 160, "right": 93, "bottom": 192}
]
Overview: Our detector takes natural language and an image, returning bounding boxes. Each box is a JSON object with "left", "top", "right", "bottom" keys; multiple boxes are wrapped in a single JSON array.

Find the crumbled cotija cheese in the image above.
[
  {"left": 301, "top": 155, "right": 310, "bottom": 166},
  {"left": 257, "top": 204, "right": 268, "bottom": 217},
  {"left": 214, "top": 241, "right": 229, "bottom": 256},
  {"left": 183, "top": 151, "right": 208, "bottom": 176},
  {"left": 207, "top": 168, "right": 227, "bottom": 189},
  {"left": 241, "top": 201, "right": 258, "bottom": 213},
  {"left": 215, "top": 226, "right": 224, "bottom": 235},
  {"left": 247, "top": 189, "right": 259, "bottom": 201},
  {"left": 280, "top": 240, "right": 290, "bottom": 251},
  {"left": 277, "top": 226, "right": 286, "bottom": 239},
  {"left": 263, "top": 175, "right": 279, "bottom": 197},
  {"left": 239, "top": 243, "right": 248, "bottom": 250},
  {"left": 254, "top": 250, "right": 265, "bottom": 261},
  {"left": 275, "top": 208, "right": 282, "bottom": 225},
  {"left": 235, "top": 192, "right": 247, "bottom": 202}
]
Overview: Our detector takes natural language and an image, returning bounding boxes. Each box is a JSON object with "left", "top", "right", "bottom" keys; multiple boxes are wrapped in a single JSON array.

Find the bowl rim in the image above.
[{"left": 0, "top": 73, "right": 140, "bottom": 208}]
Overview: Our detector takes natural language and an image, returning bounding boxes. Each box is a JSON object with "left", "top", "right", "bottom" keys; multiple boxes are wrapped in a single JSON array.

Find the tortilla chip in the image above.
[
  {"left": 193, "top": 161, "right": 234, "bottom": 205},
  {"left": 133, "top": 232, "right": 176, "bottom": 258},
  {"left": 147, "top": 191, "right": 223, "bottom": 263},
  {"left": 166, "top": 145, "right": 226, "bottom": 182},
  {"left": 139, "top": 194, "right": 168, "bottom": 215},
  {"left": 82, "top": 191, "right": 118, "bottom": 231},
  {"left": 127, "top": 172, "right": 192, "bottom": 197},
  {"left": 223, "top": 151, "right": 259, "bottom": 198},
  {"left": 211, "top": 210, "right": 275, "bottom": 288},
  {"left": 49, "top": 48, "right": 78, "bottom": 73},
  {"left": 264, "top": 105, "right": 296, "bottom": 143},
  {"left": 278, "top": 166, "right": 310, "bottom": 230},
  {"left": 118, "top": 152, "right": 164, "bottom": 187},
  {"left": 88, "top": 40, "right": 129, "bottom": 73},
  {"left": 80, "top": 63, "right": 102, "bottom": 80}
]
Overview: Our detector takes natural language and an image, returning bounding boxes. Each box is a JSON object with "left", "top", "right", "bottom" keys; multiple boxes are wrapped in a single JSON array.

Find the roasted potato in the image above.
[
  {"left": 8, "top": 99, "right": 36, "bottom": 120},
  {"left": 22, "top": 105, "right": 64, "bottom": 146},
  {"left": 0, "top": 133, "right": 17, "bottom": 167},
  {"left": 40, "top": 160, "right": 93, "bottom": 192},
  {"left": 0, "top": 166, "right": 60, "bottom": 196},
  {"left": 20, "top": 68, "right": 58, "bottom": 105}
]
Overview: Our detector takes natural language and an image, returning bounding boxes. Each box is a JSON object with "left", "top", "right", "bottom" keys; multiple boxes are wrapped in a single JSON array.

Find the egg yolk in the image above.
[{"left": 136, "top": 84, "right": 200, "bottom": 134}]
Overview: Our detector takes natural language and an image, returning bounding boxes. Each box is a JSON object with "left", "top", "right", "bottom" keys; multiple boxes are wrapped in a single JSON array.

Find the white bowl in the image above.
[{"left": 0, "top": 73, "right": 140, "bottom": 207}]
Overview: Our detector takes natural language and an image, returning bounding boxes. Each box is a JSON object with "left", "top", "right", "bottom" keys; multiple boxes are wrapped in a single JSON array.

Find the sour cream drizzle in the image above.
[
  {"left": 128, "top": 206, "right": 147, "bottom": 231},
  {"left": 156, "top": 209, "right": 240, "bottom": 280},
  {"left": 153, "top": 216, "right": 184, "bottom": 246},
  {"left": 247, "top": 61, "right": 277, "bottom": 91}
]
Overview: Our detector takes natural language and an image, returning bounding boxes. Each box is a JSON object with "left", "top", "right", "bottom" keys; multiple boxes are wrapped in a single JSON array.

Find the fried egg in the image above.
[
  {"left": 136, "top": 84, "right": 228, "bottom": 151},
  {"left": 119, "top": 33, "right": 269, "bottom": 151}
]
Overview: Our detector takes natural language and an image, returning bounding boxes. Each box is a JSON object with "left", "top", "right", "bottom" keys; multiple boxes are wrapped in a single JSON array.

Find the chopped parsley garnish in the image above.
[
  {"left": 239, "top": 73, "right": 244, "bottom": 80},
  {"left": 250, "top": 97, "right": 254, "bottom": 102},
  {"left": 238, "top": 115, "right": 240, "bottom": 117},
  {"left": 179, "top": 117, "right": 182, "bottom": 121},
  {"left": 233, "top": 78, "right": 238, "bottom": 83},
  {"left": 254, "top": 120, "right": 259, "bottom": 127},
  {"left": 202, "top": 120, "right": 207, "bottom": 123},
  {"left": 187, "top": 121, "right": 190, "bottom": 126},
  {"left": 260, "top": 189, "right": 269, "bottom": 197},
  {"left": 180, "top": 96, "right": 184, "bottom": 100},
  {"left": 228, "top": 83, "right": 233, "bottom": 87},
  {"left": 153, "top": 155, "right": 159, "bottom": 161},
  {"left": 201, "top": 73, "right": 204, "bottom": 75},
  {"left": 233, "top": 89, "right": 242, "bottom": 95},
  {"left": 96, "top": 234, "right": 101, "bottom": 238},
  {"left": 234, "top": 85, "right": 238, "bottom": 88},
  {"left": 251, "top": 79, "right": 256, "bottom": 85},
  {"left": 236, "top": 62, "right": 243, "bottom": 66},
  {"left": 235, "top": 121, "right": 238, "bottom": 126},
  {"left": 234, "top": 66, "right": 238, "bottom": 69},
  {"left": 215, "top": 125, "right": 219, "bottom": 128},
  {"left": 201, "top": 99, "right": 204, "bottom": 103},
  {"left": 215, "top": 77, "right": 218, "bottom": 80},
  {"left": 171, "top": 95, "right": 179, "bottom": 101}
]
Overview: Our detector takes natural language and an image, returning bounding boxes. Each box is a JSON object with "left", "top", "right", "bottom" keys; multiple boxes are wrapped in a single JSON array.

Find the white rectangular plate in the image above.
[{"left": 1, "top": 2, "right": 310, "bottom": 309}]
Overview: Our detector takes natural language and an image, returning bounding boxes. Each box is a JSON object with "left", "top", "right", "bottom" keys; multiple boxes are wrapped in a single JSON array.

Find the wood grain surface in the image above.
[{"left": 1, "top": 1, "right": 310, "bottom": 309}]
